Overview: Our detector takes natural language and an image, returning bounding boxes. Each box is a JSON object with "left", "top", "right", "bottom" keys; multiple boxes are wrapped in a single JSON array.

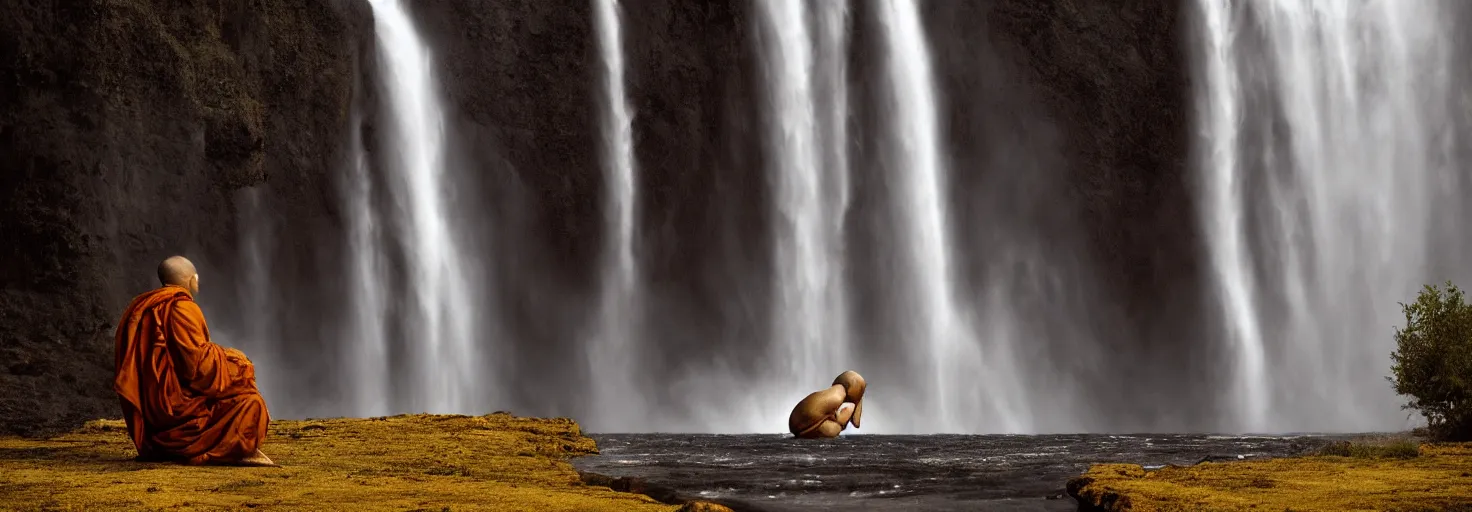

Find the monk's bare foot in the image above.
[{"left": 236, "top": 450, "right": 277, "bottom": 467}]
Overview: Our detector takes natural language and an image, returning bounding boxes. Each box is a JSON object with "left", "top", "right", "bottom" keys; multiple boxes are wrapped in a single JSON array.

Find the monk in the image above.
[
  {"left": 788, "top": 370, "right": 866, "bottom": 439},
  {"left": 113, "top": 255, "right": 274, "bottom": 466}
]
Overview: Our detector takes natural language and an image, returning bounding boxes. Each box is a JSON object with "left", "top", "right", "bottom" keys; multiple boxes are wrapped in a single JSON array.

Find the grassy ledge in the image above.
[
  {"left": 0, "top": 413, "right": 711, "bottom": 511},
  {"left": 1066, "top": 438, "right": 1472, "bottom": 511}
]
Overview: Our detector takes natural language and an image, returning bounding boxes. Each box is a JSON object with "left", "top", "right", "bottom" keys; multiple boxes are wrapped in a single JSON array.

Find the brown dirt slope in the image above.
[
  {"left": 0, "top": 413, "right": 682, "bottom": 511},
  {"left": 1067, "top": 443, "right": 1472, "bottom": 511}
]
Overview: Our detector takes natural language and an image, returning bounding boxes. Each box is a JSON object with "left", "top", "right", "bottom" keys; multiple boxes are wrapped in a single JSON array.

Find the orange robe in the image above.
[{"left": 113, "top": 285, "right": 269, "bottom": 464}]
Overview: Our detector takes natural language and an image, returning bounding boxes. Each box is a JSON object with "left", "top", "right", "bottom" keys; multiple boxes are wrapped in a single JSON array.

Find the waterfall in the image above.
[
  {"left": 1194, "top": 0, "right": 1457, "bottom": 432},
  {"left": 1196, "top": 0, "right": 1271, "bottom": 433},
  {"left": 874, "top": 0, "right": 1028, "bottom": 433},
  {"left": 754, "top": 0, "right": 851, "bottom": 425},
  {"left": 231, "top": 187, "right": 280, "bottom": 408},
  {"left": 816, "top": 2, "right": 852, "bottom": 233},
  {"left": 341, "top": 114, "right": 391, "bottom": 418},
  {"left": 588, "top": 0, "right": 645, "bottom": 430},
  {"left": 367, "top": 0, "right": 481, "bottom": 414}
]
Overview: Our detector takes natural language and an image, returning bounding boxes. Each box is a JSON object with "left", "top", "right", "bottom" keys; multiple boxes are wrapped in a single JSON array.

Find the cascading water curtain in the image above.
[{"left": 1194, "top": 0, "right": 1458, "bottom": 433}]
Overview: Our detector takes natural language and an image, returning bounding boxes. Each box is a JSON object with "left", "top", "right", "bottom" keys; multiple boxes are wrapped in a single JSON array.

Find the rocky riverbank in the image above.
[
  {"left": 1066, "top": 439, "right": 1472, "bottom": 511},
  {"left": 0, "top": 413, "right": 730, "bottom": 511}
]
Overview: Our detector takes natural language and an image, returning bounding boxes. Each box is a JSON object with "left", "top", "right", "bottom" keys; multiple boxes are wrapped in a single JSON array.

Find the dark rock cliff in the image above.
[
  {"left": 0, "top": 0, "right": 373, "bottom": 435},
  {"left": 972, "top": 0, "right": 1221, "bottom": 423},
  {"left": 2, "top": 0, "right": 1211, "bottom": 433}
]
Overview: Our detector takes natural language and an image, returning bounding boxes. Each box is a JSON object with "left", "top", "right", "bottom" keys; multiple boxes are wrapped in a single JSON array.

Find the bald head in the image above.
[
  {"left": 157, "top": 256, "right": 199, "bottom": 293},
  {"left": 833, "top": 370, "right": 866, "bottom": 403}
]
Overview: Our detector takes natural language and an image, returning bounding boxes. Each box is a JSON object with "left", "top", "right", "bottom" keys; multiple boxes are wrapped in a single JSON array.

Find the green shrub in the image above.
[{"left": 1389, "top": 282, "right": 1472, "bottom": 442}]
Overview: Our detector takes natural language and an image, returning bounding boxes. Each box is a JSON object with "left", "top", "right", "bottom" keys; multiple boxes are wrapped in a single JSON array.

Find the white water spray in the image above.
[
  {"left": 755, "top": 0, "right": 850, "bottom": 426},
  {"left": 340, "top": 115, "right": 391, "bottom": 417},
  {"left": 231, "top": 187, "right": 280, "bottom": 406},
  {"left": 1195, "top": 0, "right": 1454, "bottom": 431},
  {"left": 875, "top": 0, "right": 1028, "bottom": 433},
  {"left": 368, "top": 0, "right": 480, "bottom": 414},
  {"left": 588, "top": 0, "right": 645, "bottom": 430},
  {"left": 816, "top": 2, "right": 852, "bottom": 230},
  {"left": 1196, "top": 0, "right": 1270, "bottom": 433}
]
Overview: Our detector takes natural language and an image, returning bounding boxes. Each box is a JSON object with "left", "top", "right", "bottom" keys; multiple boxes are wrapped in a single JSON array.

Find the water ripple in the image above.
[{"left": 573, "top": 433, "right": 1346, "bottom": 512}]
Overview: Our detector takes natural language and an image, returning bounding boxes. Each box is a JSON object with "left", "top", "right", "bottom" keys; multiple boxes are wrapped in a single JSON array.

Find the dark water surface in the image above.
[{"left": 573, "top": 433, "right": 1346, "bottom": 511}]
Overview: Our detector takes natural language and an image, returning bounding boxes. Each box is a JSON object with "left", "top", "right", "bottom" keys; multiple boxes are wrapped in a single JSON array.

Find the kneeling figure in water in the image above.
[{"left": 788, "top": 370, "right": 865, "bottom": 438}]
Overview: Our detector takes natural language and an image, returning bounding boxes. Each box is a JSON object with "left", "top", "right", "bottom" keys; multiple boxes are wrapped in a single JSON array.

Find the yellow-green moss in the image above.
[
  {"left": 0, "top": 413, "right": 681, "bottom": 511},
  {"left": 1068, "top": 441, "right": 1472, "bottom": 511}
]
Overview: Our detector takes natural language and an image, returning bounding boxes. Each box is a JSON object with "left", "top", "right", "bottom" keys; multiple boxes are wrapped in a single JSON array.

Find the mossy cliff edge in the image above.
[
  {"left": 1066, "top": 442, "right": 1472, "bottom": 511},
  {"left": 0, "top": 413, "right": 721, "bottom": 511}
]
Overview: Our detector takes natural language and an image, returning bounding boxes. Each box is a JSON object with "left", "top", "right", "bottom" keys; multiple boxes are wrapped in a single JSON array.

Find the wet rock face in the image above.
[
  {"left": 4, "top": 0, "right": 1213, "bottom": 432},
  {"left": 403, "top": 0, "right": 774, "bottom": 413},
  {"left": 982, "top": 0, "right": 1197, "bottom": 318},
  {"left": 0, "top": 0, "right": 372, "bottom": 435},
  {"left": 957, "top": 0, "right": 1220, "bottom": 417}
]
